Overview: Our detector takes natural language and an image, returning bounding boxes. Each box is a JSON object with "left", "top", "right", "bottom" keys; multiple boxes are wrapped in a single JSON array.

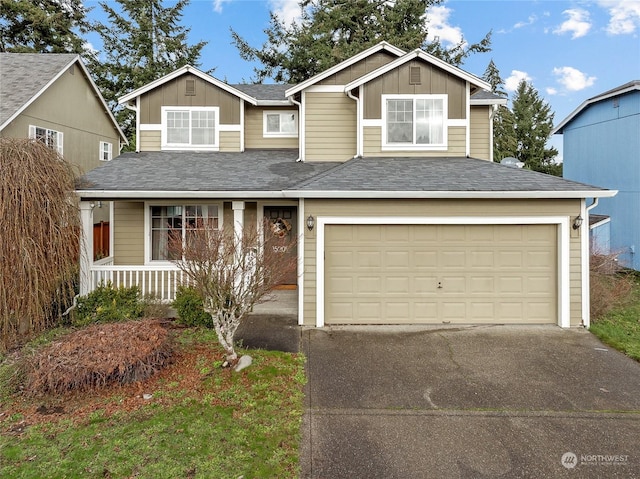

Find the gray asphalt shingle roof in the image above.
[
  {"left": 78, "top": 152, "right": 609, "bottom": 197},
  {"left": 292, "top": 156, "right": 607, "bottom": 193},
  {"left": 0, "top": 53, "right": 78, "bottom": 127},
  {"left": 78, "top": 150, "right": 340, "bottom": 193},
  {"left": 231, "top": 83, "right": 293, "bottom": 102}
]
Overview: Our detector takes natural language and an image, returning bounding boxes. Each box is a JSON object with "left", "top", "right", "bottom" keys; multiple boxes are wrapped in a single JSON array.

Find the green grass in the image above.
[
  {"left": 0, "top": 328, "right": 306, "bottom": 479},
  {"left": 590, "top": 283, "right": 640, "bottom": 362}
]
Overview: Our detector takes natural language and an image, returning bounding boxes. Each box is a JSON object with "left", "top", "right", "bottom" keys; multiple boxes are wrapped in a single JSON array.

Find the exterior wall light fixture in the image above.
[
  {"left": 306, "top": 215, "right": 315, "bottom": 231},
  {"left": 573, "top": 215, "right": 583, "bottom": 230}
]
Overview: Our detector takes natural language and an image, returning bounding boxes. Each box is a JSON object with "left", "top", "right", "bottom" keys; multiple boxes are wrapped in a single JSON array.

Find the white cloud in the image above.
[
  {"left": 598, "top": 0, "right": 640, "bottom": 35},
  {"left": 552, "top": 66, "right": 597, "bottom": 91},
  {"left": 424, "top": 5, "right": 465, "bottom": 46},
  {"left": 212, "top": 0, "right": 232, "bottom": 14},
  {"left": 505, "top": 70, "right": 532, "bottom": 91},
  {"left": 269, "top": 0, "right": 304, "bottom": 26},
  {"left": 554, "top": 8, "right": 592, "bottom": 39},
  {"left": 546, "top": 87, "right": 558, "bottom": 96},
  {"left": 514, "top": 14, "right": 538, "bottom": 29}
]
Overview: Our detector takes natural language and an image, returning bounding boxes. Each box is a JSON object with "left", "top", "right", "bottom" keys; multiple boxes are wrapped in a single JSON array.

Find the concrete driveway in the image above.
[{"left": 300, "top": 325, "right": 640, "bottom": 478}]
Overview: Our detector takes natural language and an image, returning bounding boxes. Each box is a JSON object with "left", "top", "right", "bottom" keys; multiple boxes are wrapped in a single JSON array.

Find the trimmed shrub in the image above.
[
  {"left": 74, "top": 283, "right": 145, "bottom": 327},
  {"left": 23, "top": 319, "right": 173, "bottom": 395},
  {"left": 172, "top": 286, "right": 211, "bottom": 327}
]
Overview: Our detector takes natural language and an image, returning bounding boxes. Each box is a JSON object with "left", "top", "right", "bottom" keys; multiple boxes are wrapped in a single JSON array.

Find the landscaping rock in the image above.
[{"left": 234, "top": 355, "right": 252, "bottom": 372}]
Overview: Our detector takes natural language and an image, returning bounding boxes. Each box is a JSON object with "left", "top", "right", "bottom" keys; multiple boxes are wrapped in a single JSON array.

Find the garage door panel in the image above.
[{"left": 325, "top": 224, "right": 556, "bottom": 325}]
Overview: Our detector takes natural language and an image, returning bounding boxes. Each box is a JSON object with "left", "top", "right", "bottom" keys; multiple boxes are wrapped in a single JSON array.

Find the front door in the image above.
[{"left": 264, "top": 206, "right": 298, "bottom": 287}]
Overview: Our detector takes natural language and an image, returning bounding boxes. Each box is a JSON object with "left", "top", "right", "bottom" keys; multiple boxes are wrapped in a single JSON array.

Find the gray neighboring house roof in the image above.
[
  {"left": 0, "top": 53, "right": 77, "bottom": 128},
  {"left": 0, "top": 53, "right": 127, "bottom": 142},
  {"left": 77, "top": 152, "right": 615, "bottom": 200}
]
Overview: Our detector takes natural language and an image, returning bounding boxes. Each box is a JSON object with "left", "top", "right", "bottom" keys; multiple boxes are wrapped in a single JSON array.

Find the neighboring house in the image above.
[
  {"left": 0, "top": 53, "right": 128, "bottom": 258},
  {"left": 0, "top": 53, "right": 127, "bottom": 173},
  {"left": 554, "top": 81, "right": 640, "bottom": 269},
  {"left": 77, "top": 42, "right": 614, "bottom": 328}
]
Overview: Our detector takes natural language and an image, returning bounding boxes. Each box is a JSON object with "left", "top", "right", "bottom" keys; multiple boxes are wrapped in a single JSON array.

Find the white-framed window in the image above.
[
  {"left": 161, "top": 106, "right": 219, "bottom": 150},
  {"left": 29, "top": 125, "right": 63, "bottom": 155},
  {"left": 263, "top": 110, "right": 298, "bottom": 137},
  {"left": 149, "top": 204, "right": 221, "bottom": 261},
  {"left": 382, "top": 94, "right": 447, "bottom": 150},
  {"left": 99, "top": 141, "right": 113, "bottom": 161}
]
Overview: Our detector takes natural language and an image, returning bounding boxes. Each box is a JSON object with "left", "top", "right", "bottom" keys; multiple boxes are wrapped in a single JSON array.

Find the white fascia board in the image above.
[
  {"left": 285, "top": 42, "right": 405, "bottom": 97},
  {"left": 345, "top": 50, "right": 491, "bottom": 92},
  {"left": 118, "top": 66, "right": 258, "bottom": 106},
  {"left": 255, "top": 100, "right": 292, "bottom": 106},
  {"left": 554, "top": 83, "right": 640, "bottom": 134},
  {"left": 284, "top": 189, "right": 619, "bottom": 199},
  {"left": 470, "top": 97, "right": 508, "bottom": 106},
  {"left": 76, "top": 190, "right": 289, "bottom": 200}
]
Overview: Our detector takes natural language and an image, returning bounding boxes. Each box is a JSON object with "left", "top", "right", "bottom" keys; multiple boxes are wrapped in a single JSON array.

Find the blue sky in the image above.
[{"left": 85, "top": 0, "right": 640, "bottom": 158}]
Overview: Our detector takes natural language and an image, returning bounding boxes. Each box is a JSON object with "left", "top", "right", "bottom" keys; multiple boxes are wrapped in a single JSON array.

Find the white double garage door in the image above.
[{"left": 323, "top": 221, "right": 559, "bottom": 325}]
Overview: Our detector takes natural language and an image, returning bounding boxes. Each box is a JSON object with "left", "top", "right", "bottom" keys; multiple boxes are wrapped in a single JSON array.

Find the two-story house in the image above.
[
  {"left": 77, "top": 42, "right": 614, "bottom": 328},
  {"left": 554, "top": 81, "right": 640, "bottom": 269},
  {"left": 0, "top": 53, "right": 128, "bottom": 257}
]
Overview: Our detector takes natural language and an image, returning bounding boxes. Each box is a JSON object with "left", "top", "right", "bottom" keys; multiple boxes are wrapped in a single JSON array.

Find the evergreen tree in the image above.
[
  {"left": 232, "top": 0, "right": 491, "bottom": 83},
  {"left": 87, "top": 0, "right": 206, "bottom": 149},
  {"left": 510, "top": 80, "right": 560, "bottom": 175},
  {"left": 0, "top": 0, "right": 88, "bottom": 53},
  {"left": 482, "top": 59, "right": 516, "bottom": 163}
]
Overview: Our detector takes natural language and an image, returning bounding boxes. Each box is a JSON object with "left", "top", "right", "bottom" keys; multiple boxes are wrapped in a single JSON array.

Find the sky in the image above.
[{"left": 84, "top": 0, "right": 640, "bottom": 159}]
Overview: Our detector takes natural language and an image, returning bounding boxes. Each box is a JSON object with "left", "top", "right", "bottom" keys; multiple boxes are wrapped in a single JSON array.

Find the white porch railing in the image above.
[{"left": 89, "top": 258, "right": 188, "bottom": 302}]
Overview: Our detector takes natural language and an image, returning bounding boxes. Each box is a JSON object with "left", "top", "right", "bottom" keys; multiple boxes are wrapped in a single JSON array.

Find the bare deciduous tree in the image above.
[
  {"left": 0, "top": 138, "right": 80, "bottom": 350},
  {"left": 169, "top": 221, "right": 297, "bottom": 364}
]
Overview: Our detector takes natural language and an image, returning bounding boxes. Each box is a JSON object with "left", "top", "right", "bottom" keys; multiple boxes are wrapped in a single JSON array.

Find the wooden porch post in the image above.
[{"left": 79, "top": 201, "right": 93, "bottom": 296}]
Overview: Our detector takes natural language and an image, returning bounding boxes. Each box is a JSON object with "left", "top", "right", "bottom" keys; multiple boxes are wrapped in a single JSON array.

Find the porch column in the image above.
[
  {"left": 232, "top": 201, "right": 245, "bottom": 261},
  {"left": 79, "top": 201, "right": 94, "bottom": 296}
]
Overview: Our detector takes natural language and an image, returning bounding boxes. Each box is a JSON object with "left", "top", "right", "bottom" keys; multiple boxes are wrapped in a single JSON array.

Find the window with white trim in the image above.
[
  {"left": 382, "top": 94, "right": 447, "bottom": 149},
  {"left": 161, "top": 107, "right": 218, "bottom": 150},
  {"left": 99, "top": 141, "right": 113, "bottom": 161},
  {"left": 29, "top": 125, "right": 63, "bottom": 155},
  {"left": 150, "top": 204, "right": 220, "bottom": 261},
  {"left": 263, "top": 111, "right": 298, "bottom": 137}
]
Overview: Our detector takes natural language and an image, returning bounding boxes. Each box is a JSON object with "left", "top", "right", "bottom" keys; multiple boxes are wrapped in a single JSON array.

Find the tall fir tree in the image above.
[
  {"left": 0, "top": 0, "right": 88, "bottom": 53},
  {"left": 232, "top": 0, "right": 491, "bottom": 83},
  {"left": 87, "top": 0, "right": 206, "bottom": 149},
  {"left": 510, "top": 79, "right": 560, "bottom": 175},
  {"left": 482, "top": 59, "right": 516, "bottom": 163}
]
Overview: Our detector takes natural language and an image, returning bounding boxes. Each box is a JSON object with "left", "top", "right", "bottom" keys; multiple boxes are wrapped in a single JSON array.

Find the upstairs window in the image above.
[
  {"left": 382, "top": 94, "right": 447, "bottom": 150},
  {"left": 29, "top": 125, "right": 63, "bottom": 155},
  {"left": 161, "top": 107, "right": 218, "bottom": 150},
  {"left": 150, "top": 204, "right": 220, "bottom": 261},
  {"left": 263, "top": 111, "right": 298, "bottom": 137},
  {"left": 100, "top": 141, "right": 112, "bottom": 161}
]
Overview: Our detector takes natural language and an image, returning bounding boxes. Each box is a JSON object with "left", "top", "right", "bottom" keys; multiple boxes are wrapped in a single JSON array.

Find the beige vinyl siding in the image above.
[
  {"left": 302, "top": 198, "right": 583, "bottom": 327},
  {"left": 140, "top": 129, "right": 161, "bottom": 151},
  {"left": 219, "top": 130, "right": 241, "bottom": 151},
  {"left": 363, "top": 126, "right": 467, "bottom": 157},
  {"left": 113, "top": 202, "right": 145, "bottom": 265},
  {"left": 318, "top": 51, "right": 398, "bottom": 85},
  {"left": 305, "top": 92, "right": 356, "bottom": 161},
  {"left": 470, "top": 106, "right": 491, "bottom": 160},
  {"left": 244, "top": 105, "right": 298, "bottom": 149},
  {"left": 140, "top": 73, "right": 241, "bottom": 125},
  {"left": 1, "top": 63, "right": 121, "bottom": 173}
]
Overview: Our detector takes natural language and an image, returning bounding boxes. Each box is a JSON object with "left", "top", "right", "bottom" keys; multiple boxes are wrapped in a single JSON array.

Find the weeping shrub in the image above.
[{"left": 0, "top": 138, "right": 80, "bottom": 351}]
